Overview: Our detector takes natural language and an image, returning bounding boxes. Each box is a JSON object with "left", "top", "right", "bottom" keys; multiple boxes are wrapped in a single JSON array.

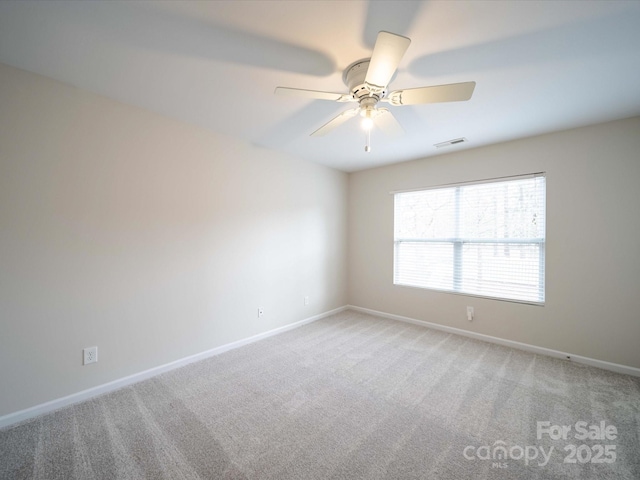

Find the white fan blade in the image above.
[
  {"left": 365, "top": 31, "right": 411, "bottom": 92},
  {"left": 384, "top": 82, "right": 476, "bottom": 106},
  {"left": 311, "top": 108, "right": 359, "bottom": 136},
  {"left": 275, "top": 87, "right": 354, "bottom": 102},
  {"left": 373, "top": 109, "right": 404, "bottom": 137}
]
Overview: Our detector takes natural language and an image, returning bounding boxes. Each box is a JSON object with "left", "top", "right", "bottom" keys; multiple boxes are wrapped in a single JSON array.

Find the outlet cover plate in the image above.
[{"left": 83, "top": 346, "right": 98, "bottom": 365}]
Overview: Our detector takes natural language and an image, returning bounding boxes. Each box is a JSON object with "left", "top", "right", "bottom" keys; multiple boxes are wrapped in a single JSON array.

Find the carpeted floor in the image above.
[{"left": 1, "top": 310, "right": 639, "bottom": 479}]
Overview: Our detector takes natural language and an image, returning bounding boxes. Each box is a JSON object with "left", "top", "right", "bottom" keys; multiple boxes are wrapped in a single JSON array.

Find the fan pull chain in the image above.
[{"left": 365, "top": 129, "right": 371, "bottom": 153}]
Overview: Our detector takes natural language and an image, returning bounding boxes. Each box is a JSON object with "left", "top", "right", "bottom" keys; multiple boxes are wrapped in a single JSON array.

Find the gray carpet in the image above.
[{"left": 1, "top": 310, "right": 639, "bottom": 479}]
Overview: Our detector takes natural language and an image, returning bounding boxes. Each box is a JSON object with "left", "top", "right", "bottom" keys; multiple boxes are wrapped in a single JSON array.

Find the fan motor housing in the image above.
[{"left": 343, "top": 59, "right": 386, "bottom": 102}]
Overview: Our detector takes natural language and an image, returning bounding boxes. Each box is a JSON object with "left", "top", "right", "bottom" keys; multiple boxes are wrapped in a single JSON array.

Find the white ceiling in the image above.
[{"left": 1, "top": 0, "right": 639, "bottom": 172}]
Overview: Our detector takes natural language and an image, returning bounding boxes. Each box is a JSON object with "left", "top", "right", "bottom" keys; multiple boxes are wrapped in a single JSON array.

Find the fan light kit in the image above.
[{"left": 275, "top": 31, "right": 476, "bottom": 153}]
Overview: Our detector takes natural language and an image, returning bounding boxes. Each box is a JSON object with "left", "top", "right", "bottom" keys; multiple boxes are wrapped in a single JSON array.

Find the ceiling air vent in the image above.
[{"left": 434, "top": 137, "right": 467, "bottom": 148}]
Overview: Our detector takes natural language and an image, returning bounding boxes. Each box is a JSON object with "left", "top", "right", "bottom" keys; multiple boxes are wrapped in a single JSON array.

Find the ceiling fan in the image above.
[{"left": 275, "top": 31, "right": 475, "bottom": 152}]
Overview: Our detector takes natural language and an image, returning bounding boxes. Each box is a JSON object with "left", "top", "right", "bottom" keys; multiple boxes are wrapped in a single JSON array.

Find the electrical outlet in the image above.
[
  {"left": 304, "top": 296, "right": 309, "bottom": 306},
  {"left": 466, "top": 306, "right": 474, "bottom": 322},
  {"left": 83, "top": 346, "right": 98, "bottom": 365},
  {"left": 258, "top": 308, "right": 264, "bottom": 318}
]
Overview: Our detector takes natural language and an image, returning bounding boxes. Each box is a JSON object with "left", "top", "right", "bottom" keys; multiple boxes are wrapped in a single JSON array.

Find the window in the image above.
[{"left": 393, "top": 173, "right": 546, "bottom": 304}]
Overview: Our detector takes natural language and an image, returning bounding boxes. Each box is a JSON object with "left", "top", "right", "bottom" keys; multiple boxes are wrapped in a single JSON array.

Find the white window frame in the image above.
[{"left": 393, "top": 173, "right": 546, "bottom": 305}]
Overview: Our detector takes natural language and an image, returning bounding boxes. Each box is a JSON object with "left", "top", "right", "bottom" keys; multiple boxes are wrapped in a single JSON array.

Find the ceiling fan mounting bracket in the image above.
[{"left": 343, "top": 59, "right": 386, "bottom": 103}]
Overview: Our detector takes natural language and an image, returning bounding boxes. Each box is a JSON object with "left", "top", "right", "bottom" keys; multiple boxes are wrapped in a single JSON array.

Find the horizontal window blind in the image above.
[{"left": 394, "top": 174, "right": 546, "bottom": 304}]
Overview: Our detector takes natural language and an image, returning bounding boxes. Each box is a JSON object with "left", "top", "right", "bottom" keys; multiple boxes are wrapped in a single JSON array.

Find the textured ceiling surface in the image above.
[{"left": 1, "top": 0, "right": 639, "bottom": 171}]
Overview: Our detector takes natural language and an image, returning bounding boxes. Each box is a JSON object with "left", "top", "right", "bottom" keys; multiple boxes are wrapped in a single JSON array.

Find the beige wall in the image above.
[
  {"left": 349, "top": 116, "right": 640, "bottom": 369},
  {"left": 0, "top": 63, "right": 348, "bottom": 417}
]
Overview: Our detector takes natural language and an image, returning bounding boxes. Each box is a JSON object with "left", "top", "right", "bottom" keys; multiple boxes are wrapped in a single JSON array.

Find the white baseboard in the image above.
[
  {"left": 4, "top": 303, "right": 636, "bottom": 430},
  {"left": 0, "top": 306, "right": 347, "bottom": 430},
  {"left": 348, "top": 305, "right": 640, "bottom": 378}
]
